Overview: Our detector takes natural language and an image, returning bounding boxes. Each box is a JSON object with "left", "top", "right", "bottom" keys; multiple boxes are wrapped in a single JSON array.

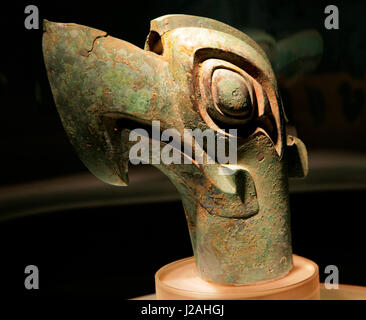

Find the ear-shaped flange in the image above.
[{"left": 287, "top": 135, "right": 309, "bottom": 178}]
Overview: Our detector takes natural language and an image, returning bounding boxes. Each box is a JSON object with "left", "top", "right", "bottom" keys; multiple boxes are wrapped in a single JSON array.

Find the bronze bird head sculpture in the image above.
[{"left": 42, "top": 14, "right": 308, "bottom": 285}]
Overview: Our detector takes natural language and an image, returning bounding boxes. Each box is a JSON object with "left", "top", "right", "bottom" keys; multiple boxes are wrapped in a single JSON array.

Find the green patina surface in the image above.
[{"left": 42, "top": 15, "right": 308, "bottom": 285}]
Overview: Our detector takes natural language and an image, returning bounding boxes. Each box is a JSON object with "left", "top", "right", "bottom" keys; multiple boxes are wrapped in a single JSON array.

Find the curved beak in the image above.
[{"left": 42, "top": 20, "right": 166, "bottom": 186}]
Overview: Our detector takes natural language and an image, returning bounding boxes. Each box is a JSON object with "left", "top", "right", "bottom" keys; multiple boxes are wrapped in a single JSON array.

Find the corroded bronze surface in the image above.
[{"left": 42, "top": 14, "right": 308, "bottom": 285}]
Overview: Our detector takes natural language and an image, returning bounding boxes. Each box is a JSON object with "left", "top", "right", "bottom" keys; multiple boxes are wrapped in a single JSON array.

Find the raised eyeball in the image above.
[{"left": 212, "top": 69, "right": 253, "bottom": 118}]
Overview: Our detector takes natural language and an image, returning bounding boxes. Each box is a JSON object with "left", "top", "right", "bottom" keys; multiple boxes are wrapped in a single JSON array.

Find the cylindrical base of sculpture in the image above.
[{"left": 155, "top": 255, "right": 320, "bottom": 300}]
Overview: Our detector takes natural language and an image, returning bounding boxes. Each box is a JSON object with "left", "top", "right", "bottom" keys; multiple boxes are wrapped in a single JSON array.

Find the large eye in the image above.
[
  {"left": 195, "top": 59, "right": 258, "bottom": 128},
  {"left": 211, "top": 69, "right": 253, "bottom": 118},
  {"left": 194, "top": 54, "right": 280, "bottom": 153}
]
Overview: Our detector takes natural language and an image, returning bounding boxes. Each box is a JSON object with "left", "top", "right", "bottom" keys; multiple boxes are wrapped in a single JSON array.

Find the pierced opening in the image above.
[{"left": 146, "top": 31, "right": 163, "bottom": 55}]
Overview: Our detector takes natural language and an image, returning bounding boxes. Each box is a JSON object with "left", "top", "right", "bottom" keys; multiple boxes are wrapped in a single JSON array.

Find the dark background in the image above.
[{"left": 0, "top": 0, "right": 365, "bottom": 298}]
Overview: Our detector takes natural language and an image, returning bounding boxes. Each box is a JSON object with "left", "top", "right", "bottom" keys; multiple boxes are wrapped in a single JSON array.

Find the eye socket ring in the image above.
[
  {"left": 196, "top": 59, "right": 257, "bottom": 127},
  {"left": 194, "top": 55, "right": 281, "bottom": 154}
]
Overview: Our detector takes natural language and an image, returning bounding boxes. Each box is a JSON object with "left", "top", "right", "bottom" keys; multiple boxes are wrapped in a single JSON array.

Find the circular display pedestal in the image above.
[{"left": 155, "top": 255, "right": 320, "bottom": 300}]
